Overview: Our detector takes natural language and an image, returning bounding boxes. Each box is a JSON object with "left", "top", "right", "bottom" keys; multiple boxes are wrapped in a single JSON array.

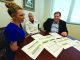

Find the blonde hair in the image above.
[{"left": 5, "top": 1, "right": 23, "bottom": 17}]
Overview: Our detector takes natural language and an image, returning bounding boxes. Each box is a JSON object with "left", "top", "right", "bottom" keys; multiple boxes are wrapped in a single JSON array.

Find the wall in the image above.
[
  {"left": 43, "top": 0, "right": 52, "bottom": 23},
  {"left": 40, "top": 0, "right": 53, "bottom": 30},
  {"left": 67, "top": 24, "right": 80, "bottom": 40},
  {"left": 0, "top": 2, "right": 11, "bottom": 28}
]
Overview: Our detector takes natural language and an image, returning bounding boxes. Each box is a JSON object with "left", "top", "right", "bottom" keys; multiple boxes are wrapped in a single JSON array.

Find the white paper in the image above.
[
  {"left": 22, "top": 40, "right": 44, "bottom": 59},
  {"left": 73, "top": 44, "right": 80, "bottom": 51},
  {"left": 71, "top": 40, "right": 80, "bottom": 51},
  {"left": 71, "top": 40, "right": 80, "bottom": 46},
  {"left": 49, "top": 33, "right": 62, "bottom": 39},
  {"left": 39, "top": 35, "right": 55, "bottom": 44},
  {"left": 55, "top": 37, "right": 73, "bottom": 49},
  {"left": 44, "top": 40, "right": 63, "bottom": 58},
  {"left": 31, "top": 33, "right": 44, "bottom": 40},
  {"left": 22, "top": 35, "right": 79, "bottom": 59}
]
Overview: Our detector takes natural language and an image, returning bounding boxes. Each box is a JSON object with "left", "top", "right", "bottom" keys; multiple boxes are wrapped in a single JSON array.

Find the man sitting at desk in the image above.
[
  {"left": 25, "top": 12, "right": 40, "bottom": 34},
  {"left": 43, "top": 11, "right": 68, "bottom": 37}
]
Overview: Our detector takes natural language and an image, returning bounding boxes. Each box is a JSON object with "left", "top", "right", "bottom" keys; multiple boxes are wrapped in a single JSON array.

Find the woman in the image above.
[{"left": 4, "top": 2, "right": 25, "bottom": 60}]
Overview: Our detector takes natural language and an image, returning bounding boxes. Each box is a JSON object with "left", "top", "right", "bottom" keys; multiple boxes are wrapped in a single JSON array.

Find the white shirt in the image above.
[{"left": 25, "top": 19, "right": 39, "bottom": 34}]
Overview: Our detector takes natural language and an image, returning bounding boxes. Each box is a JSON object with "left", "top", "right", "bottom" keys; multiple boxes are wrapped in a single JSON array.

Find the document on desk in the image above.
[
  {"left": 74, "top": 44, "right": 80, "bottom": 51},
  {"left": 56, "top": 37, "right": 73, "bottom": 49},
  {"left": 31, "top": 33, "right": 44, "bottom": 40},
  {"left": 71, "top": 40, "right": 80, "bottom": 51},
  {"left": 71, "top": 40, "right": 80, "bottom": 46},
  {"left": 44, "top": 40, "right": 63, "bottom": 58},
  {"left": 22, "top": 40, "right": 44, "bottom": 59},
  {"left": 49, "top": 33, "right": 62, "bottom": 39},
  {"left": 39, "top": 35, "right": 55, "bottom": 44},
  {"left": 22, "top": 35, "right": 76, "bottom": 59}
]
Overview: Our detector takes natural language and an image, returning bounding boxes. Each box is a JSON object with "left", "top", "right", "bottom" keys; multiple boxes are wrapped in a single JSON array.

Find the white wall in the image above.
[
  {"left": 40, "top": 0, "right": 52, "bottom": 30},
  {"left": 0, "top": 2, "right": 11, "bottom": 28},
  {"left": 43, "top": 0, "right": 52, "bottom": 23},
  {"left": 35, "top": 0, "right": 44, "bottom": 27},
  {"left": 67, "top": 24, "right": 80, "bottom": 40}
]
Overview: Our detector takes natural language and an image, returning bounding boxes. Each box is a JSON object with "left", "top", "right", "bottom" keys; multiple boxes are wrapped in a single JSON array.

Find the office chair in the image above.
[{"left": 0, "top": 27, "right": 6, "bottom": 60}]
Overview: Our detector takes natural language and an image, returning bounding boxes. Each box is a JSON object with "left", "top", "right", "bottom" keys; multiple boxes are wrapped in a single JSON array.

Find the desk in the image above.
[{"left": 15, "top": 32, "right": 80, "bottom": 60}]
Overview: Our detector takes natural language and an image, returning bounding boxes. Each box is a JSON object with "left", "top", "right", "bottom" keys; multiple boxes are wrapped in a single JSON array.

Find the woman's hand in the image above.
[{"left": 10, "top": 41, "right": 19, "bottom": 52}]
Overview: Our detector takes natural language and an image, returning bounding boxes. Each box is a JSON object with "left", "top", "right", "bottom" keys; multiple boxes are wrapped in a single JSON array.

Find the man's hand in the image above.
[{"left": 61, "top": 32, "right": 68, "bottom": 37}]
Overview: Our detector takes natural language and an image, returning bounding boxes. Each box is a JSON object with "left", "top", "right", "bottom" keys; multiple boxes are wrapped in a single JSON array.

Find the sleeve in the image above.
[
  {"left": 4, "top": 29, "right": 18, "bottom": 45},
  {"left": 64, "top": 22, "right": 68, "bottom": 33},
  {"left": 35, "top": 20, "right": 40, "bottom": 30},
  {"left": 59, "top": 21, "right": 68, "bottom": 34}
]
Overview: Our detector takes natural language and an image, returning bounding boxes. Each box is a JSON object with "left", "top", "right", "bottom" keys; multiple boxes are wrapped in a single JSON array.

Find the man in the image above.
[
  {"left": 43, "top": 11, "right": 68, "bottom": 37},
  {"left": 25, "top": 12, "right": 40, "bottom": 34}
]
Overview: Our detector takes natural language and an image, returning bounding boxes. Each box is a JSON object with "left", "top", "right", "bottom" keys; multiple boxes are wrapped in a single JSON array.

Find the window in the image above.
[
  {"left": 51, "top": 0, "right": 80, "bottom": 24},
  {"left": 70, "top": 0, "right": 80, "bottom": 24}
]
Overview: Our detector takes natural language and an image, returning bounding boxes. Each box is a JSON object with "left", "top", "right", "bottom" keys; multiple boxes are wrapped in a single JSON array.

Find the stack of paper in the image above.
[
  {"left": 22, "top": 40, "right": 63, "bottom": 59},
  {"left": 22, "top": 34, "right": 64, "bottom": 59},
  {"left": 22, "top": 33, "right": 80, "bottom": 59}
]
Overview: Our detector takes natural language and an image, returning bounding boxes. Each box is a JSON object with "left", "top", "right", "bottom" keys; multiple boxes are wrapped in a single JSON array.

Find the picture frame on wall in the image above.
[{"left": 23, "top": 0, "right": 35, "bottom": 11}]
